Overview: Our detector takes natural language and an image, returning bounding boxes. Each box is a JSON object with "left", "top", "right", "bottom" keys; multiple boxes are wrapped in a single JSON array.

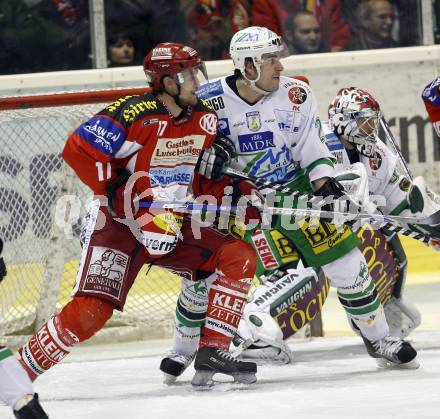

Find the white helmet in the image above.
[
  {"left": 328, "top": 87, "right": 382, "bottom": 147},
  {"left": 229, "top": 26, "right": 286, "bottom": 94}
]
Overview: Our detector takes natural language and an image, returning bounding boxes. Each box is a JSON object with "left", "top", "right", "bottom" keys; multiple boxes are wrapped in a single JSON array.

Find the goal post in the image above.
[{"left": 0, "top": 87, "right": 185, "bottom": 347}]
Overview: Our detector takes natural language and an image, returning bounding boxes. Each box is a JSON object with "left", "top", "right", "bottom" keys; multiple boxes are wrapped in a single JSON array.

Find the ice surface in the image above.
[
  {"left": 2, "top": 279, "right": 439, "bottom": 419},
  {"left": 1, "top": 331, "right": 439, "bottom": 419}
]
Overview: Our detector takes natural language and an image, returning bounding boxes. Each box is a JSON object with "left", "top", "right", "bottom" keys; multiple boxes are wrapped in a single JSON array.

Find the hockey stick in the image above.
[
  {"left": 222, "top": 167, "right": 437, "bottom": 243},
  {"left": 380, "top": 116, "right": 413, "bottom": 181},
  {"left": 138, "top": 200, "right": 440, "bottom": 228}
]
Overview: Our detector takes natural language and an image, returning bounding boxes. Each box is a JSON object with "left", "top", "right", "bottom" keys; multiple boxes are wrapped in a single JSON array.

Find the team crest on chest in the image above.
[{"left": 246, "top": 111, "right": 261, "bottom": 131}]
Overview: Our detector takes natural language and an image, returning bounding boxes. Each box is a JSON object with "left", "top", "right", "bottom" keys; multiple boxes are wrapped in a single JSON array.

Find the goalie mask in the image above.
[
  {"left": 143, "top": 43, "right": 208, "bottom": 92},
  {"left": 229, "top": 26, "right": 288, "bottom": 95},
  {"left": 328, "top": 87, "right": 381, "bottom": 147}
]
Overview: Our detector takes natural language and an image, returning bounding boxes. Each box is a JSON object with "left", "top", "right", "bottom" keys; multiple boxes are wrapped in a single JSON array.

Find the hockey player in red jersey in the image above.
[
  {"left": 17, "top": 43, "right": 258, "bottom": 387},
  {"left": 422, "top": 76, "right": 440, "bottom": 139}
]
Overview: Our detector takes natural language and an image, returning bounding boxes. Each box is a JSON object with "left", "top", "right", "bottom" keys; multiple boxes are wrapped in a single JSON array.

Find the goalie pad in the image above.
[
  {"left": 383, "top": 295, "right": 422, "bottom": 338},
  {"left": 232, "top": 266, "right": 329, "bottom": 363}
]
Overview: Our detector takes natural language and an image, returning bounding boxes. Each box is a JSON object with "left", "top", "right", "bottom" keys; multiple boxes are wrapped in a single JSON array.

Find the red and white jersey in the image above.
[
  {"left": 422, "top": 76, "right": 440, "bottom": 139},
  {"left": 63, "top": 92, "right": 218, "bottom": 203}
]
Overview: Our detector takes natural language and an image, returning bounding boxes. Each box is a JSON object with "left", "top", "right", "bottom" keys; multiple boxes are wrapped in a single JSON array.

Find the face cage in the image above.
[
  {"left": 175, "top": 62, "right": 208, "bottom": 90},
  {"left": 346, "top": 109, "right": 381, "bottom": 146}
]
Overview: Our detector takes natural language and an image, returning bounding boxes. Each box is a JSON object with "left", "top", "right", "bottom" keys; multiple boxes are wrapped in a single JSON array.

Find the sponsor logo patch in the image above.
[
  {"left": 77, "top": 116, "right": 125, "bottom": 156},
  {"left": 83, "top": 247, "right": 129, "bottom": 299},
  {"left": 150, "top": 165, "right": 194, "bottom": 187},
  {"left": 368, "top": 152, "right": 383, "bottom": 171},
  {"left": 251, "top": 229, "right": 279, "bottom": 270},
  {"left": 274, "top": 108, "right": 301, "bottom": 133},
  {"left": 202, "top": 96, "right": 225, "bottom": 111},
  {"left": 238, "top": 131, "right": 274, "bottom": 153},
  {"left": 200, "top": 113, "right": 218, "bottom": 135},
  {"left": 142, "top": 231, "right": 177, "bottom": 256},
  {"left": 197, "top": 80, "right": 224, "bottom": 99},
  {"left": 122, "top": 100, "right": 158, "bottom": 123},
  {"left": 150, "top": 135, "right": 205, "bottom": 165},
  {"left": 269, "top": 230, "right": 299, "bottom": 265},
  {"left": 246, "top": 111, "right": 261, "bottom": 131},
  {"left": 325, "top": 133, "right": 344, "bottom": 151},
  {"left": 152, "top": 212, "right": 183, "bottom": 232},
  {"left": 218, "top": 118, "right": 231, "bottom": 135},
  {"left": 143, "top": 118, "right": 160, "bottom": 126},
  {"left": 288, "top": 86, "right": 307, "bottom": 105}
]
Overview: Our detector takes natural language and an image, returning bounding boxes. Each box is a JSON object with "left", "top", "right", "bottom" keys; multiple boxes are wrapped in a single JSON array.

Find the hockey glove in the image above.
[
  {"left": 313, "top": 177, "right": 346, "bottom": 212},
  {"left": 105, "top": 168, "right": 132, "bottom": 217},
  {"left": 231, "top": 179, "right": 263, "bottom": 226},
  {"left": 197, "top": 135, "right": 236, "bottom": 181}
]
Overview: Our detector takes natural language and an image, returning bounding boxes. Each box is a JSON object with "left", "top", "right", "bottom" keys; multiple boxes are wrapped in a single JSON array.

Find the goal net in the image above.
[{"left": 0, "top": 88, "right": 185, "bottom": 346}]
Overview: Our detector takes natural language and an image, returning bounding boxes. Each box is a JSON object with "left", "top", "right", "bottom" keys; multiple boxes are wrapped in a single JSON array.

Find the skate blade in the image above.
[
  {"left": 375, "top": 357, "right": 420, "bottom": 370},
  {"left": 191, "top": 371, "right": 215, "bottom": 388},
  {"left": 163, "top": 373, "right": 178, "bottom": 385},
  {"left": 191, "top": 371, "right": 257, "bottom": 388}
]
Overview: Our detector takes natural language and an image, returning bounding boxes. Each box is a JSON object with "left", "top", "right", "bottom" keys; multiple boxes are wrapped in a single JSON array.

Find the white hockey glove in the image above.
[
  {"left": 334, "top": 162, "right": 377, "bottom": 215},
  {"left": 197, "top": 135, "right": 235, "bottom": 181},
  {"left": 406, "top": 176, "right": 440, "bottom": 246}
]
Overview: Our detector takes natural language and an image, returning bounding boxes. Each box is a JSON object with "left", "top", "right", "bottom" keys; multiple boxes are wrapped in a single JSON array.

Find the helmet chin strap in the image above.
[{"left": 242, "top": 65, "right": 272, "bottom": 96}]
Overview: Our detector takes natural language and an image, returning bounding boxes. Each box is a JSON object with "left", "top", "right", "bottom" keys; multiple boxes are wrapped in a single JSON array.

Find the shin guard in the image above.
[
  {"left": 19, "top": 296, "right": 114, "bottom": 380},
  {"left": 19, "top": 315, "right": 78, "bottom": 381},
  {"left": 172, "top": 278, "right": 209, "bottom": 356},
  {"left": 200, "top": 275, "right": 252, "bottom": 350},
  {"left": 323, "top": 248, "right": 389, "bottom": 341}
]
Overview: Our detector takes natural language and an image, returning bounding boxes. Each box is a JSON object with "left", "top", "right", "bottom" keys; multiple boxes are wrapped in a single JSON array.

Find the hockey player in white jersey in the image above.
[
  {"left": 159, "top": 27, "right": 418, "bottom": 382},
  {"left": 0, "top": 238, "right": 49, "bottom": 418},
  {"left": 231, "top": 86, "right": 440, "bottom": 364}
]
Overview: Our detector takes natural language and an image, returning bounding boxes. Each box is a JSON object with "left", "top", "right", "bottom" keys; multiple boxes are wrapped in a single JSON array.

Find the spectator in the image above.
[
  {"left": 107, "top": 32, "right": 136, "bottom": 67},
  {"left": 252, "top": 0, "right": 352, "bottom": 52},
  {"left": 105, "top": 0, "right": 188, "bottom": 60},
  {"left": 285, "top": 10, "right": 326, "bottom": 53},
  {"left": 185, "top": 0, "right": 251, "bottom": 60},
  {"left": 187, "top": 3, "right": 229, "bottom": 60},
  {"left": 25, "top": 0, "right": 91, "bottom": 71},
  {"left": 345, "top": 0, "right": 398, "bottom": 50},
  {"left": 0, "top": 0, "right": 37, "bottom": 74}
]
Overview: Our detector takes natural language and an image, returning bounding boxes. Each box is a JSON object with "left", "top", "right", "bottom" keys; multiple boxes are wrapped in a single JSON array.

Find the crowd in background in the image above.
[{"left": 0, "top": 0, "right": 435, "bottom": 75}]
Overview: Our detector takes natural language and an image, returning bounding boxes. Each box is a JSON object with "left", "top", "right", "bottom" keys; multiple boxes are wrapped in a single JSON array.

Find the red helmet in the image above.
[
  {"left": 143, "top": 43, "right": 208, "bottom": 90},
  {"left": 328, "top": 87, "right": 381, "bottom": 146}
]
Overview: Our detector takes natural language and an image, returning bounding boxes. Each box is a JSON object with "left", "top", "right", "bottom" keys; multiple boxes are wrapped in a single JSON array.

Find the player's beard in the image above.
[{"left": 179, "top": 90, "right": 198, "bottom": 107}]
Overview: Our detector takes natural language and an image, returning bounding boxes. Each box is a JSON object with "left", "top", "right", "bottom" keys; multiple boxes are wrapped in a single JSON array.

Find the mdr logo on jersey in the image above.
[{"left": 238, "top": 131, "right": 275, "bottom": 153}]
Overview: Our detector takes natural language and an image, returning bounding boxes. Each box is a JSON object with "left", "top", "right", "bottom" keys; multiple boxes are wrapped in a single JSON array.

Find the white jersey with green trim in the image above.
[
  {"left": 322, "top": 121, "right": 409, "bottom": 214},
  {"left": 197, "top": 75, "right": 334, "bottom": 185}
]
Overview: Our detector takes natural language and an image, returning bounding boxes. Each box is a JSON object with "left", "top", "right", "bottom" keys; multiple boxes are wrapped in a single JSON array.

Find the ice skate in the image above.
[
  {"left": 160, "top": 352, "right": 195, "bottom": 385},
  {"left": 362, "top": 336, "right": 419, "bottom": 369},
  {"left": 14, "top": 393, "right": 49, "bottom": 419},
  {"left": 191, "top": 347, "right": 257, "bottom": 387}
]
